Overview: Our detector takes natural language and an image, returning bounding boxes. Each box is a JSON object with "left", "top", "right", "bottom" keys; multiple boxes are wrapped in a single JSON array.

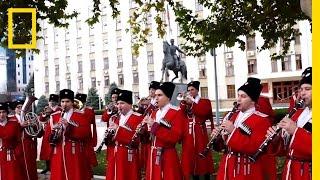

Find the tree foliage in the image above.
[
  {"left": 0, "top": 0, "right": 311, "bottom": 58},
  {"left": 24, "top": 73, "right": 34, "bottom": 97},
  {"left": 35, "top": 95, "right": 48, "bottom": 114},
  {"left": 87, "top": 87, "right": 100, "bottom": 109},
  {"left": 104, "top": 82, "right": 118, "bottom": 105}
]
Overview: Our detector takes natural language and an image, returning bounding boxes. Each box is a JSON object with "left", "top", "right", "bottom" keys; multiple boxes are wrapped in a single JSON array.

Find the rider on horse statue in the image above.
[{"left": 170, "top": 39, "right": 186, "bottom": 69}]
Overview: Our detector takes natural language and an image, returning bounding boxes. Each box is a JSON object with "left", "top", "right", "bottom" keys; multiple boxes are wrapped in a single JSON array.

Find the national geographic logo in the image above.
[{"left": 7, "top": 8, "right": 37, "bottom": 49}]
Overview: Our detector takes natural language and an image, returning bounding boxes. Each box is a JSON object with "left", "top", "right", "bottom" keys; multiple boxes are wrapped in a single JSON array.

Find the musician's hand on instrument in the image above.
[
  {"left": 278, "top": 117, "right": 297, "bottom": 135},
  {"left": 21, "top": 120, "right": 30, "bottom": 127},
  {"left": 221, "top": 120, "right": 235, "bottom": 134},
  {"left": 210, "top": 127, "right": 220, "bottom": 137},
  {"left": 109, "top": 121, "right": 118, "bottom": 130},
  {"left": 60, "top": 118, "right": 69, "bottom": 128},
  {"left": 143, "top": 115, "right": 154, "bottom": 128},
  {"left": 266, "top": 126, "right": 277, "bottom": 138}
]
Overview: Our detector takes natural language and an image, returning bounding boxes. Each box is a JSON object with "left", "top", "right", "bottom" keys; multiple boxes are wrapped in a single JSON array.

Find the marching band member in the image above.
[
  {"left": 212, "top": 77, "right": 271, "bottom": 180},
  {"left": 39, "top": 94, "right": 61, "bottom": 174},
  {"left": 48, "top": 89, "right": 91, "bottom": 180},
  {"left": 14, "top": 100, "right": 38, "bottom": 180},
  {"left": 144, "top": 82, "right": 186, "bottom": 180},
  {"left": 101, "top": 88, "right": 120, "bottom": 179},
  {"left": 107, "top": 90, "right": 144, "bottom": 180},
  {"left": 0, "top": 102, "right": 24, "bottom": 180},
  {"left": 102, "top": 88, "right": 121, "bottom": 123},
  {"left": 256, "top": 96, "right": 277, "bottom": 180},
  {"left": 149, "top": 81, "right": 160, "bottom": 107},
  {"left": 267, "top": 67, "right": 312, "bottom": 180},
  {"left": 180, "top": 81, "right": 214, "bottom": 180},
  {"left": 75, "top": 93, "right": 98, "bottom": 177}
]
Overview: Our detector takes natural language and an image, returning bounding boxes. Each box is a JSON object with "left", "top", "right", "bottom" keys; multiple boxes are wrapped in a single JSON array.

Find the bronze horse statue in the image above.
[{"left": 160, "top": 41, "right": 187, "bottom": 82}]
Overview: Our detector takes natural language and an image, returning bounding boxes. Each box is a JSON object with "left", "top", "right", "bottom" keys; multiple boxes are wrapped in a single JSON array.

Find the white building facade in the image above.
[{"left": 33, "top": 0, "right": 312, "bottom": 110}]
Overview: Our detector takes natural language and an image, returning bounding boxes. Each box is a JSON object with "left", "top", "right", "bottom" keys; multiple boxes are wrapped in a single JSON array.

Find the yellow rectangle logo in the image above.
[{"left": 7, "top": 8, "right": 37, "bottom": 49}]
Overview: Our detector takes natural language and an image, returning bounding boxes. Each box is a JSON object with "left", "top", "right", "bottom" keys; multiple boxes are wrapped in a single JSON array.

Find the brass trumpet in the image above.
[{"left": 177, "top": 92, "right": 194, "bottom": 102}]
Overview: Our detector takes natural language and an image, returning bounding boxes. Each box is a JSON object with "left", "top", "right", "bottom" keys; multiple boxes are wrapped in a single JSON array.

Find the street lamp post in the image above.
[
  {"left": 210, "top": 48, "right": 220, "bottom": 124},
  {"left": 97, "top": 81, "right": 101, "bottom": 110}
]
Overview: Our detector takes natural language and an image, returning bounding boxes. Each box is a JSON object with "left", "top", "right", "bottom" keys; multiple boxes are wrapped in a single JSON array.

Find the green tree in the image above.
[
  {"left": 24, "top": 73, "right": 34, "bottom": 97},
  {"left": 35, "top": 95, "right": 48, "bottom": 114},
  {"left": 87, "top": 87, "right": 100, "bottom": 110},
  {"left": 104, "top": 82, "right": 118, "bottom": 105},
  {"left": 0, "top": 1, "right": 310, "bottom": 57}
]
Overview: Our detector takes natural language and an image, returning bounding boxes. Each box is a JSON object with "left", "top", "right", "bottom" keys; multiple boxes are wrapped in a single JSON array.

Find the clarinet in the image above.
[
  {"left": 248, "top": 99, "right": 304, "bottom": 162},
  {"left": 95, "top": 113, "right": 118, "bottom": 153},
  {"left": 199, "top": 102, "right": 239, "bottom": 158},
  {"left": 127, "top": 103, "right": 157, "bottom": 149}
]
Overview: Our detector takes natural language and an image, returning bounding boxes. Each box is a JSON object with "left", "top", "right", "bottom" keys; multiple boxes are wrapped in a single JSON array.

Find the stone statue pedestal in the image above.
[{"left": 170, "top": 83, "right": 187, "bottom": 106}]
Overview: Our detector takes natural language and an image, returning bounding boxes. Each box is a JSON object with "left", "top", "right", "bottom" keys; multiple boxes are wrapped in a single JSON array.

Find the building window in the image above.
[
  {"left": 18, "top": 72, "right": 20, "bottom": 76},
  {"left": 45, "top": 66, "right": 49, "bottom": 76},
  {"left": 247, "top": 59, "right": 257, "bottom": 74},
  {"left": 116, "top": 18, "right": 121, "bottom": 30},
  {"left": 56, "top": 81, "right": 60, "bottom": 92},
  {"left": 76, "top": 19, "right": 81, "bottom": 34},
  {"left": 117, "top": 56, "right": 123, "bottom": 68},
  {"left": 225, "top": 61, "right": 234, "bottom": 76},
  {"left": 200, "top": 87, "right": 208, "bottom": 98},
  {"left": 199, "top": 64, "right": 206, "bottom": 78},
  {"left": 79, "top": 78, "right": 83, "bottom": 90},
  {"left": 295, "top": 54, "right": 302, "bottom": 70},
  {"left": 90, "top": 59, "right": 95, "bottom": 71},
  {"left": 227, "top": 85, "right": 236, "bottom": 99},
  {"left": 67, "top": 79, "right": 71, "bottom": 89},
  {"left": 105, "top": 76, "right": 110, "bottom": 86},
  {"left": 294, "top": 34, "right": 300, "bottom": 45},
  {"left": 281, "top": 56, "right": 291, "bottom": 71},
  {"left": 132, "top": 55, "right": 138, "bottom": 66},
  {"left": 102, "top": 15, "right": 108, "bottom": 32},
  {"left": 45, "top": 82, "right": 49, "bottom": 92},
  {"left": 89, "top": 42, "right": 95, "bottom": 52},
  {"left": 148, "top": 71, "right": 154, "bottom": 82},
  {"left": 118, "top": 74, "right": 124, "bottom": 85},
  {"left": 91, "top": 78, "right": 96, "bottom": 88},
  {"left": 89, "top": 26, "right": 94, "bottom": 36},
  {"left": 246, "top": 36, "right": 256, "bottom": 51},
  {"left": 104, "top": 57, "right": 109, "bottom": 69},
  {"left": 272, "top": 81, "right": 299, "bottom": 103},
  {"left": 133, "top": 72, "right": 139, "bottom": 84},
  {"left": 78, "top": 61, "right": 83, "bottom": 73},
  {"left": 18, "top": 80, "right": 20, "bottom": 84},
  {"left": 55, "top": 65, "right": 59, "bottom": 76},
  {"left": 271, "top": 60, "right": 278, "bottom": 72},
  {"left": 147, "top": 51, "right": 153, "bottom": 64}
]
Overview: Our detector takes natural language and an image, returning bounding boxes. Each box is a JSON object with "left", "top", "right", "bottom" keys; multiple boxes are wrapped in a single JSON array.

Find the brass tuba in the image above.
[
  {"left": 73, "top": 99, "right": 84, "bottom": 110},
  {"left": 21, "top": 96, "right": 42, "bottom": 137}
]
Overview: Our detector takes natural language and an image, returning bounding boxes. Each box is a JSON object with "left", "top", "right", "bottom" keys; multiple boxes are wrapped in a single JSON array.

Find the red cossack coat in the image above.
[
  {"left": 0, "top": 117, "right": 25, "bottom": 180},
  {"left": 48, "top": 109, "right": 91, "bottom": 180},
  {"left": 180, "top": 98, "right": 214, "bottom": 178},
  {"left": 146, "top": 106, "right": 186, "bottom": 180},
  {"left": 216, "top": 110, "right": 271, "bottom": 180}
]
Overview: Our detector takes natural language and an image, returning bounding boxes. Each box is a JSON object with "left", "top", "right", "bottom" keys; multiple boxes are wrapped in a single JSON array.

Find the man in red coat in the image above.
[
  {"left": 267, "top": 67, "right": 312, "bottom": 180},
  {"left": 48, "top": 89, "right": 91, "bottom": 180},
  {"left": 75, "top": 93, "right": 98, "bottom": 177},
  {"left": 107, "top": 90, "right": 143, "bottom": 180},
  {"left": 39, "top": 94, "right": 61, "bottom": 174},
  {"left": 180, "top": 81, "right": 214, "bottom": 180},
  {"left": 13, "top": 99, "right": 38, "bottom": 180},
  {"left": 101, "top": 88, "right": 120, "bottom": 179},
  {"left": 212, "top": 77, "right": 271, "bottom": 180},
  {"left": 144, "top": 82, "right": 185, "bottom": 180},
  {"left": 0, "top": 102, "right": 25, "bottom": 180}
]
